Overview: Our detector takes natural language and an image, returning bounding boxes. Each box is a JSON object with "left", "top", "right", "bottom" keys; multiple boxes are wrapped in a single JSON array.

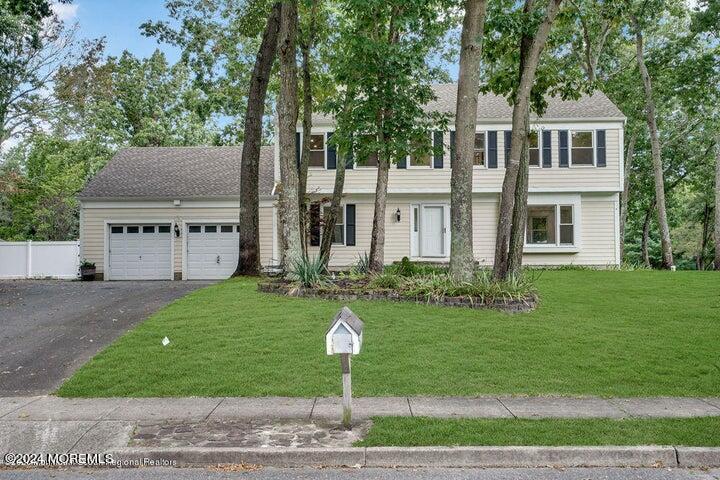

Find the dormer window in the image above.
[
  {"left": 309, "top": 134, "right": 325, "bottom": 167},
  {"left": 474, "top": 132, "right": 485, "bottom": 166}
]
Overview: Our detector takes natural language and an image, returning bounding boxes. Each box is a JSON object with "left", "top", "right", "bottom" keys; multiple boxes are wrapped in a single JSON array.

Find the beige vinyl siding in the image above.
[
  {"left": 305, "top": 193, "right": 618, "bottom": 268},
  {"left": 81, "top": 204, "right": 275, "bottom": 276},
  {"left": 304, "top": 129, "right": 621, "bottom": 194}
]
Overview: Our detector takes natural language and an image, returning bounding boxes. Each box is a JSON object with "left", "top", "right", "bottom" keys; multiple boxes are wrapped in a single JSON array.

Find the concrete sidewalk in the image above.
[
  {"left": 1, "top": 396, "right": 719, "bottom": 469},
  {"left": 2, "top": 395, "right": 720, "bottom": 422}
]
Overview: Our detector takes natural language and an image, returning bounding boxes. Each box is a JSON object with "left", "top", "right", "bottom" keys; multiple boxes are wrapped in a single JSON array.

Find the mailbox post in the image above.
[{"left": 325, "top": 306, "right": 364, "bottom": 430}]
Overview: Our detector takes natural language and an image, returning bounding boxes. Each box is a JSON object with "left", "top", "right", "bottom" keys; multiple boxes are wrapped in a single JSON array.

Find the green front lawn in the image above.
[
  {"left": 57, "top": 271, "right": 720, "bottom": 397},
  {"left": 356, "top": 417, "right": 720, "bottom": 447}
]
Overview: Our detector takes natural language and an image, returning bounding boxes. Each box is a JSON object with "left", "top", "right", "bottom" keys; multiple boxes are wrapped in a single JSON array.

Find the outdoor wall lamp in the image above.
[
  {"left": 174, "top": 224, "right": 181, "bottom": 238},
  {"left": 395, "top": 208, "right": 401, "bottom": 222}
]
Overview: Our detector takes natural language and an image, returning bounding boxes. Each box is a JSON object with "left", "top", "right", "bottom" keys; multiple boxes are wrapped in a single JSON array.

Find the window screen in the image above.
[
  {"left": 474, "top": 132, "right": 485, "bottom": 166},
  {"left": 308, "top": 134, "right": 325, "bottom": 167},
  {"left": 571, "top": 131, "right": 594, "bottom": 165}
]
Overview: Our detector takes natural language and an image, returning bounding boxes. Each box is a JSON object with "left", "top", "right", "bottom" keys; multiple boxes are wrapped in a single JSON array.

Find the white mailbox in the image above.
[{"left": 325, "top": 306, "right": 364, "bottom": 355}]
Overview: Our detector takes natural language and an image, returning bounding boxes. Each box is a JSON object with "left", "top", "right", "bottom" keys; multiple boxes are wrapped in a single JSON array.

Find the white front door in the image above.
[
  {"left": 186, "top": 224, "right": 239, "bottom": 279},
  {"left": 421, "top": 206, "right": 445, "bottom": 257},
  {"left": 108, "top": 224, "right": 172, "bottom": 280}
]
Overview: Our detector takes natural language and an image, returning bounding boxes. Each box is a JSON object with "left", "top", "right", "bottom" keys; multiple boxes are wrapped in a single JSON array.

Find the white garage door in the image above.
[
  {"left": 108, "top": 224, "right": 173, "bottom": 280},
  {"left": 186, "top": 224, "right": 239, "bottom": 279}
]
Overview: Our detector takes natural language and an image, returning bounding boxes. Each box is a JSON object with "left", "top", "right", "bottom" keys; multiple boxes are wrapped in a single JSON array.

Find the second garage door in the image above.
[{"left": 186, "top": 224, "right": 239, "bottom": 279}]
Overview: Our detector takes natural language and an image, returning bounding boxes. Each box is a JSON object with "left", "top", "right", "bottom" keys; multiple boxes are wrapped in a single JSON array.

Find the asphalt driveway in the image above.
[{"left": 0, "top": 280, "right": 213, "bottom": 396}]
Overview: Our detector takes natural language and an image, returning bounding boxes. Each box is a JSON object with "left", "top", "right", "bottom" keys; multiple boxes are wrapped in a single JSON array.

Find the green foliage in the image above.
[
  {"left": 387, "top": 257, "right": 448, "bottom": 277},
  {"left": 401, "top": 270, "right": 536, "bottom": 303},
  {"left": 288, "top": 255, "right": 329, "bottom": 287},
  {"left": 350, "top": 252, "right": 371, "bottom": 275},
  {"left": 0, "top": 134, "right": 113, "bottom": 240},
  {"left": 368, "top": 272, "right": 401, "bottom": 289},
  {"left": 80, "top": 259, "right": 95, "bottom": 268}
]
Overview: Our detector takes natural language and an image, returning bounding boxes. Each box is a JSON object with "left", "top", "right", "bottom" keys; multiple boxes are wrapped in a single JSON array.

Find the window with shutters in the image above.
[
  {"left": 571, "top": 131, "right": 594, "bottom": 166},
  {"left": 409, "top": 132, "right": 432, "bottom": 167},
  {"left": 529, "top": 130, "right": 540, "bottom": 167},
  {"left": 308, "top": 134, "right": 325, "bottom": 167},
  {"left": 322, "top": 205, "right": 345, "bottom": 245},
  {"left": 473, "top": 132, "right": 485, "bottom": 166},
  {"left": 526, "top": 205, "right": 575, "bottom": 246}
]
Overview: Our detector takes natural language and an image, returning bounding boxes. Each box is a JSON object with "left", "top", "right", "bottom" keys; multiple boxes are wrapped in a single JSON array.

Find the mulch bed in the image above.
[{"left": 257, "top": 279, "right": 537, "bottom": 313}]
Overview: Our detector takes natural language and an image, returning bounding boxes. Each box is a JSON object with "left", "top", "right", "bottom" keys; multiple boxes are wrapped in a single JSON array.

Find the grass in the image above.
[
  {"left": 355, "top": 417, "right": 720, "bottom": 447},
  {"left": 57, "top": 271, "right": 720, "bottom": 398}
]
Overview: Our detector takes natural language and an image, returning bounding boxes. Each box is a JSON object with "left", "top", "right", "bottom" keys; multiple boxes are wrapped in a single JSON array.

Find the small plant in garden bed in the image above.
[{"left": 261, "top": 259, "right": 537, "bottom": 312}]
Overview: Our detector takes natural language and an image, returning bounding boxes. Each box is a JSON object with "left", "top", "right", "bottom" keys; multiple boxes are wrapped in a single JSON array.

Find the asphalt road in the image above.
[
  {"left": 0, "top": 468, "right": 719, "bottom": 480},
  {"left": 0, "top": 280, "right": 213, "bottom": 396}
]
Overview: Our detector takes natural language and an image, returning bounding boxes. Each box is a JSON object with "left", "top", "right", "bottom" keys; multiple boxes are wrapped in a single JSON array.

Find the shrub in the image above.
[
  {"left": 387, "top": 257, "right": 448, "bottom": 277},
  {"left": 368, "top": 272, "right": 402, "bottom": 289},
  {"left": 401, "top": 271, "right": 536, "bottom": 304},
  {"left": 351, "top": 252, "right": 371, "bottom": 275},
  {"left": 288, "top": 255, "right": 328, "bottom": 288}
]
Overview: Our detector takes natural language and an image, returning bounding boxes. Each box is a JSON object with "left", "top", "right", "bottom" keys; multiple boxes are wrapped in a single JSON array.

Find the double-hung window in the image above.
[
  {"left": 473, "top": 132, "right": 485, "bottom": 167},
  {"left": 571, "top": 131, "right": 594, "bottom": 166},
  {"left": 529, "top": 130, "right": 540, "bottom": 167},
  {"left": 308, "top": 134, "right": 325, "bottom": 167},
  {"left": 322, "top": 205, "right": 345, "bottom": 245},
  {"left": 526, "top": 205, "right": 575, "bottom": 246},
  {"left": 409, "top": 132, "right": 432, "bottom": 167}
]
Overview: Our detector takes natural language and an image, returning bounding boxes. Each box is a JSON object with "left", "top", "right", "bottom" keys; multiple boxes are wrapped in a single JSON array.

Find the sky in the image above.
[{"left": 53, "top": 1, "right": 180, "bottom": 61}]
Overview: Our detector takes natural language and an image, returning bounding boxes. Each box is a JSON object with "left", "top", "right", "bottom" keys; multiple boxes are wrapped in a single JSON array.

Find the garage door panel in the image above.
[
  {"left": 186, "top": 224, "right": 239, "bottom": 280},
  {"left": 108, "top": 224, "right": 172, "bottom": 280}
]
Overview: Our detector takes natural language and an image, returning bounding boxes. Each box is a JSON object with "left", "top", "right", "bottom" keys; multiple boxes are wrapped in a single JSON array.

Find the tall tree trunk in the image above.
[
  {"left": 634, "top": 18, "right": 673, "bottom": 269},
  {"left": 277, "top": 0, "right": 303, "bottom": 271},
  {"left": 620, "top": 132, "right": 637, "bottom": 261},
  {"left": 449, "top": 0, "right": 487, "bottom": 282},
  {"left": 319, "top": 146, "right": 346, "bottom": 267},
  {"left": 641, "top": 201, "right": 654, "bottom": 267},
  {"left": 369, "top": 126, "right": 390, "bottom": 273},
  {"left": 507, "top": 122, "right": 530, "bottom": 276},
  {"left": 233, "top": 2, "right": 281, "bottom": 277},
  {"left": 698, "top": 201, "right": 710, "bottom": 271},
  {"left": 297, "top": 0, "right": 318, "bottom": 256},
  {"left": 714, "top": 136, "right": 720, "bottom": 270},
  {"left": 493, "top": 0, "right": 564, "bottom": 281}
]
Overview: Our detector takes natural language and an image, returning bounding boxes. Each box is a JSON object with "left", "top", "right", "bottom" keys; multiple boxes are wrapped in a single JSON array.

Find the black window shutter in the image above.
[
  {"left": 345, "top": 204, "right": 356, "bottom": 246},
  {"left": 326, "top": 131, "right": 336, "bottom": 170},
  {"left": 559, "top": 130, "right": 569, "bottom": 167},
  {"left": 542, "top": 130, "right": 552, "bottom": 168},
  {"left": 450, "top": 130, "right": 456, "bottom": 168},
  {"left": 295, "top": 132, "right": 301, "bottom": 170},
  {"left": 309, "top": 204, "right": 320, "bottom": 247},
  {"left": 433, "top": 131, "right": 444, "bottom": 168},
  {"left": 487, "top": 131, "right": 498, "bottom": 168},
  {"left": 596, "top": 130, "right": 606, "bottom": 167},
  {"left": 504, "top": 130, "right": 512, "bottom": 167}
]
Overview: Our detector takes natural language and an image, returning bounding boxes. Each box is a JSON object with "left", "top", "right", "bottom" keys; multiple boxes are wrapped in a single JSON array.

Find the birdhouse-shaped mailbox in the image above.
[{"left": 325, "top": 306, "right": 364, "bottom": 355}]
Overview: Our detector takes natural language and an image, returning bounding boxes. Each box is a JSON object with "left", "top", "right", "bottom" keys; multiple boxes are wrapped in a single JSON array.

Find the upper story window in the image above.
[
  {"left": 474, "top": 132, "right": 485, "bottom": 167},
  {"left": 356, "top": 135, "right": 378, "bottom": 167},
  {"left": 409, "top": 132, "right": 432, "bottom": 167},
  {"left": 529, "top": 130, "right": 540, "bottom": 167},
  {"left": 526, "top": 205, "right": 575, "bottom": 246},
  {"left": 571, "top": 131, "right": 594, "bottom": 166},
  {"left": 308, "top": 134, "right": 325, "bottom": 167}
]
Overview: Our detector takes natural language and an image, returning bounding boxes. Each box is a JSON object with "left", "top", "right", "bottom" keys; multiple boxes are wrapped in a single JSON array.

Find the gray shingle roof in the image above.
[
  {"left": 79, "top": 145, "right": 275, "bottom": 199},
  {"left": 313, "top": 83, "right": 625, "bottom": 123}
]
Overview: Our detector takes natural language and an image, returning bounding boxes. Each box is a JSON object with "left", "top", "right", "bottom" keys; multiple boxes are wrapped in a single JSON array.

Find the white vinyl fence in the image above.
[{"left": 0, "top": 241, "right": 80, "bottom": 279}]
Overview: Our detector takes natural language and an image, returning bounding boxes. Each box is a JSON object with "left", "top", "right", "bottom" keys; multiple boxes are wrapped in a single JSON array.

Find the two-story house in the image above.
[{"left": 78, "top": 83, "right": 625, "bottom": 280}]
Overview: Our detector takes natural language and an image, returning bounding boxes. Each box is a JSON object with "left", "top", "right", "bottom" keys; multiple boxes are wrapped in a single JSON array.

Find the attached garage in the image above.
[
  {"left": 185, "top": 224, "right": 240, "bottom": 280},
  {"left": 78, "top": 146, "right": 278, "bottom": 280},
  {"left": 107, "top": 224, "right": 173, "bottom": 280}
]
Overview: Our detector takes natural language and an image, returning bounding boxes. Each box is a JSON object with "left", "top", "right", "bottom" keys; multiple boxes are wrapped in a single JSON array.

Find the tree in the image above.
[
  {"left": 490, "top": 0, "right": 565, "bottom": 280},
  {"left": 277, "top": 0, "right": 303, "bottom": 269},
  {"left": 0, "top": 0, "right": 78, "bottom": 148},
  {"left": 449, "top": 0, "right": 487, "bottom": 282},
  {"left": 632, "top": 13, "right": 673, "bottom": 268},
  {"left": 620, "top": 131, "right": 637, "bottom": 258},
  {"left": 233, "top": 2, "right": 282, "bottom": 277},
  {"left": 715, "top": 138, "right": 720, "bottom": 270},
  {"left": 328, "top": 0, "right": 450, "bottom": 272},
  {"left": 319, "top": 133, "right": 346, "bottom": 266}
]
